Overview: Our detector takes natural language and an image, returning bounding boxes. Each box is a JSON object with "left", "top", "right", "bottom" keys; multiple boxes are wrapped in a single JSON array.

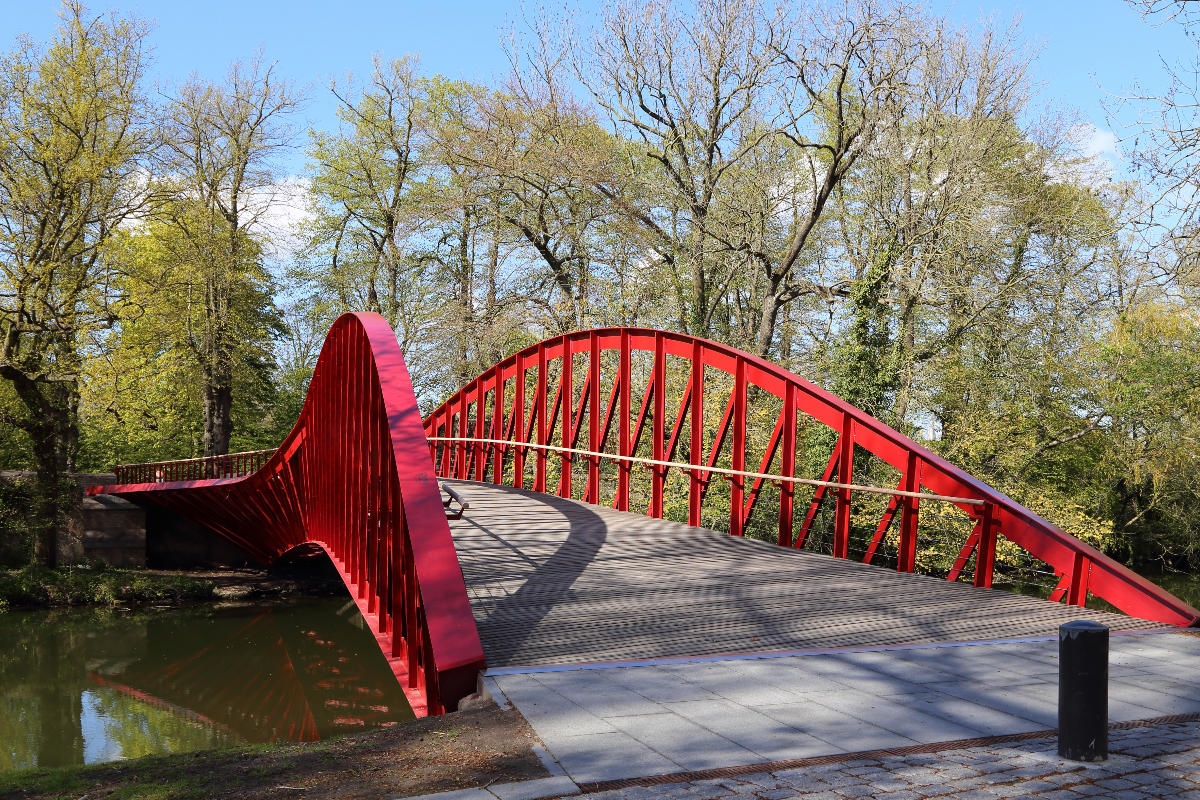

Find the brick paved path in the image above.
[{"left": 573, "top": 721, "right": 1200, "bottom": 799}]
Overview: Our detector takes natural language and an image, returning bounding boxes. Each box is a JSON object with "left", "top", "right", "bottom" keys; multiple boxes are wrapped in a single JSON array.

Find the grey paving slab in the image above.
[
  {"left": 663, "top": 698, "right": 838, "bottom": 761},
  {"left": 1110, "top": 679, "right": 1200, "bottom": 716},
  {"left": 889, "top": 690, "right": 1046, "bottom": 736},
  {"left": 493, "top": 675, "right": 616, "bottom": 738},
  {"left": 401, "top": 789, "right": 495, "bottom": 800},
  {"left": 922, "top": 679, "right": 1060, "bottom": 728},
  {"left": 488, "top": 775, "right": 581, "bottom": 800},
  {"left": 599, "top": 667, "right": 724, "bottom": 703},
  {"left": 755, "top": 700, "right": 912, "bottom": 751},
  {"left": 531, "top": 673, "right": 657, "bottom": 718},
  {"left": 679, "top": 666, "right": 813, "bottom": 707},
  {"left": 605, "top": 712, "right": 765, "bottom": 770},
  {"left": 494, "top": 632, "right": 1200, "bottom": 784},
  {"left": 802, "top": 688, "right": 982, "bottom": 743},
  {"left": 545, "top": 731, "right": 683, "bottom": 783}
]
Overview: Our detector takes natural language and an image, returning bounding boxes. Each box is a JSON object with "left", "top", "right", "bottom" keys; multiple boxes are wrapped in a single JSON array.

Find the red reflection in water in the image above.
[{"left": 85, "top": 602, "right": 414, "bottom": 744}]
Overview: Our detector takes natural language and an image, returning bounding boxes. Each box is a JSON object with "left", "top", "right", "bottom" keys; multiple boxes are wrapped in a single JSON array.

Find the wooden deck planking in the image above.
[{"left": 444, "top": 480, "right": 1171, "bottom": 669}]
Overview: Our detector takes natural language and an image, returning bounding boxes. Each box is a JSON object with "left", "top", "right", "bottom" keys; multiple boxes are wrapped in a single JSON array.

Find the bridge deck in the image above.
[{"left": 445, "top": 481, "right": 1170, "bottom": 669}]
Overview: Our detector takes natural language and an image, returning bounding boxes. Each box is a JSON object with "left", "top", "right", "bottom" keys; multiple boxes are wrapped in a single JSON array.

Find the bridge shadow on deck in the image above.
[{"left": 444, "top": 481, "right": 1169, "bottom": 670}]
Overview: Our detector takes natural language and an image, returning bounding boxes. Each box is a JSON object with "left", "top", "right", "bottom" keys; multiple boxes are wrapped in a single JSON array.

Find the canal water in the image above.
[{"left": 0, "top": 597, "right": 415, "bottom": 770}]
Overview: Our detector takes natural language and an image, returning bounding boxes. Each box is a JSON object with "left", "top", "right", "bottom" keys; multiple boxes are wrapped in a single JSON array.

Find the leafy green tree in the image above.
[
  {"left": 79, "top": 203, "right": 284, "bottom": 469},
  {"left": 0, "top": 1, "right": 152, "bottom": 565}
]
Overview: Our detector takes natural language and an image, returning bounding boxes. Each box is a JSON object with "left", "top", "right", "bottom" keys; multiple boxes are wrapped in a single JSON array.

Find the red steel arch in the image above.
[
  {"left": 89, "top": 313, "right": 486, "bottom": 716},
  {"left": 424, "top": 328, "right": 1200, "bottom": 628}
]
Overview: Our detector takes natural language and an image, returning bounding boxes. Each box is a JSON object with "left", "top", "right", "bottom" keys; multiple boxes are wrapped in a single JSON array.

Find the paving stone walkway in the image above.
[
  {"left": 487, "top": 631, "right": 1200, "bottom": 785},
  {"left": 570, "top": 719, "right": 1200, "bottom": 799}
]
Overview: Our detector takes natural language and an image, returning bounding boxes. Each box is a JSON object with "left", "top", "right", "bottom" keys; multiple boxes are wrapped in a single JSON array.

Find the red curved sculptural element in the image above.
[
  {"left": 88, "top": 312, "right": 486, "bottom": 716},
  {"left": 424, "top": 328, "right": 1200, "bottom": 627}
]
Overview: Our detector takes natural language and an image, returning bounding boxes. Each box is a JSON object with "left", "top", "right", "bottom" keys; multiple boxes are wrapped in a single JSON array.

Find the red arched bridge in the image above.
[{"left": 89, "top": 313, "right": 1200, "bottom": 716}]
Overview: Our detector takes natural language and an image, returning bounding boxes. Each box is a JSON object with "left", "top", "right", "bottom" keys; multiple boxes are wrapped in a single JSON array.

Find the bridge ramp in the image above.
[{"left": 445, "top": 481, "right": 1169, "bottom": 670}]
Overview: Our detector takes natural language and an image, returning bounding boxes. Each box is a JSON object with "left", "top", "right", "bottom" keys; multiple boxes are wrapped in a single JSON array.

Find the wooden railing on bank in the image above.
[{"left": 115, "top": 449, "right": 278, "bottom": 483}]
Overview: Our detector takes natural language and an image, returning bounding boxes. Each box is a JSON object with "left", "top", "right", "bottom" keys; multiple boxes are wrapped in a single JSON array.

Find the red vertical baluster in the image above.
[
  {"left": 457, "top": 391, "right": 469, "bottom": 480},
  {"left": 834, "top": 414, "right": 854, "bottom": 559},
  {"left": 1068, "top": 552, "right": 1090, "bottom": 606},
  {"left": 375, "top": 380, "right": 387, "bottom": 623},
  {"left": 405, "top": 551, "right": 419, "bottom": 685},
  {"left": 974, "top": 502, "right": 996, "bottom": 588},
  {"left": 355, "top": 330, "right": 368, "bottom": 593},
  {"left": 650, "top": 333, "right": 666, "bottom": 518},
  {"left": 514, "top": 354, "right": 525, "bottom": 488},
  {"left": 560, "top": 337, "right": 573, "bottom": 498},
  {"left": 400, "top": 495, "right": 411, "bottom": 655},
  {"left": 535, "top": 346, "right": 548, "bottom": 492},
  {"left": 688, "top": 340, "right": 704, "bottom": 526},
  {"left": 367, "top": 368, "right": 379, "bottom": 615},
  {"left": 778, "top": 383, "right": 796, "bottom": 547},
  {"left": 897, "top": 451, "right": 920, "bottom": 573},
  {"left": 395, "top": 502, "right": 411, "bottom": 658},
  {"left": 492, "top": 367, "right": 504, "bottom": 484},
  {"left": 439, "top": 409, "right": 452, "bottom": 477},
  {"left": 382, "top": 444, "right": 393, "bottom": 637},
  {"left": 351, "top": 328, "right": 363, "bottom": 588},
  {"left": 332, "top": 327, "right": 344, "bottom": 564},
  {"left": 617, "top": 330, "right": 631, "bottom": 511},
  {"left": 338, "top": 326, "right": 349, "bottom": 562},
  {"left": 474, "top": 381, "right": 486, "bottom": 482},
  {"left": 587, "top": 334, "right": 600, "bottom": 504},
  {"left": 729, "top": 357, "right": 747, "bottom": 536}
]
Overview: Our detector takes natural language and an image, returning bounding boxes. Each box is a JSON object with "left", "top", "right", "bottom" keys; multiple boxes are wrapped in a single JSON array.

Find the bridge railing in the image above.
[
  {"left": 424, "top": 328, "right": 1200, "bottom": 627},
  {"left": 114, "top": 449, "right": 278, "bottom": 483},
  {"left": 90, "top": 313, "right": 487, "bottom": 716}
]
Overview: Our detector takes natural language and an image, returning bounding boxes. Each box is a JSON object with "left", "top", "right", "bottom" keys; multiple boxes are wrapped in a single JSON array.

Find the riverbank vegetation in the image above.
[
  {"left": 0, "top": 565, "right": 214, "bottom": 610},
  {"left": 1, "top": 0, "right": 1200, "bottom": 575}
]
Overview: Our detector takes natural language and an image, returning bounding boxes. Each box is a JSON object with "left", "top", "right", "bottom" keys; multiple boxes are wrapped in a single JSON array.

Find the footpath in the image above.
[{"left": 405, "top": 630, "right": 1200, "bottom": 800}]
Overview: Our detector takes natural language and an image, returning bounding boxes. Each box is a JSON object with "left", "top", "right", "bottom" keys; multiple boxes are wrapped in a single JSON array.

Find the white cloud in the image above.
[
  {"left": 1054, "top": 123, "right": 1124, "bottom": 188},
  {"left": 1081, "top": 125, "right": 1120, "bottom": 160},
  {"left": 247, "top": 174, "right": 314, "bottom": 261}
]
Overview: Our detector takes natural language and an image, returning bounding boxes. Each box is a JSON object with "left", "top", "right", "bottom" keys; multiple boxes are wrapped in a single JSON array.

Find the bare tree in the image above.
[
  {"left": 573, "top": 0, "right": 789, "bottom": 338},
  {"left": 160, "top": 56, "right": 299, "bottom": 456}
]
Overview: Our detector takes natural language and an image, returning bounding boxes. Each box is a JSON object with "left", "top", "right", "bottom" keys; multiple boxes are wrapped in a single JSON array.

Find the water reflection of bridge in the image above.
[
  {"left": 92, "top": 600, "right": 415, "bottom": 743},
  {"left": 0, "top": 599, "right": 414, "bottom": 769}
]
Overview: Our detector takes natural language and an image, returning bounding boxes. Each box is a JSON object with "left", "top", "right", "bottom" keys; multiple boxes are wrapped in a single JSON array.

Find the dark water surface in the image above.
[{"left": 0, "top": 597, "right": 414, "bottom": 770}]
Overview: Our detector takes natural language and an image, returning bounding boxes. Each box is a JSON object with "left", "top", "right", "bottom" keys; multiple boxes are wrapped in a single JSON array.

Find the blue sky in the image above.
[{"left": 0, "top": 0, "right": 1192, "bottom": 178}]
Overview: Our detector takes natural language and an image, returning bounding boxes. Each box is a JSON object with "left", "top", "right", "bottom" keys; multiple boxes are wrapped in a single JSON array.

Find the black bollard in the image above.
[{"left": 1058, "top": 619, "right": 1108, "bottom": 761}]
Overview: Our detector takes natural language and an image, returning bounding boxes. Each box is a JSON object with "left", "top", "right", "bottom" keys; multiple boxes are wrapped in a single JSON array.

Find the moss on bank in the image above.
[{"left": 0, "top": 564, "right": 215, "bottom": 610}]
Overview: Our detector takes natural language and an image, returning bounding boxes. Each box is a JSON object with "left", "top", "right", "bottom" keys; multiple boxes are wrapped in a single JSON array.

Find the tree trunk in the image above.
[
  {"left": 203, "top": 375, "right": 233, "bottom": 456},
  {"left": 753, "top": 275, "right": 784, "bottom": 358},
  {"left": 2, "top": 342, "right": 79, "bottom": 567}
]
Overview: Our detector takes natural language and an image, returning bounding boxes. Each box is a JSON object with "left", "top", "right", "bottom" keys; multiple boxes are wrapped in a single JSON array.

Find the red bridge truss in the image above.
[
  {"left": 92, "top": 319, "right": 1200, "bottom": 716},
  {"left": 424, "top": 328, "right": 1200, "bottom": 628},
  {"left": 89, "top": 313, "right": 485, "bottom": 716}
]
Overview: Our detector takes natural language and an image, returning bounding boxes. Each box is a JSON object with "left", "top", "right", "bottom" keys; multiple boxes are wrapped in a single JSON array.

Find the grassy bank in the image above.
[
  {"left": 0, "top": 705, "right": 546, "bottom": 800},
  {"left": 0, "top": 564, "right": 215, "bottom": 610}
]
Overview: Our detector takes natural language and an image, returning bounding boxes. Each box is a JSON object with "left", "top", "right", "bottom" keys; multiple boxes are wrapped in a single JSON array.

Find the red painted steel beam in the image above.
[
  {"left": 421, "top": 327, "right": 1200, "bottom": 627},
  {"left": 88, "top": 313, "right": 487, "bottom": 717}
]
